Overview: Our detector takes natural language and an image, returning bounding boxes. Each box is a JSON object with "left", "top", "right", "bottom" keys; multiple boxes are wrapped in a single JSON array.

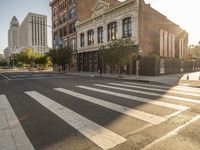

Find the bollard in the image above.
[{"left": 187, "top": 74, "right": 189, "bottom": 80}]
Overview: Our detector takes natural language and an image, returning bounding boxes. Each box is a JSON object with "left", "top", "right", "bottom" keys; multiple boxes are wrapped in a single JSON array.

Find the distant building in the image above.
[
  {"left": 18, "top": 13, "right": 48, "bottom": 54},
  {"left": 4, "top": 48, "right": 10, "bottom": 58},
  {"left": 8, "top": 16, "right": 19, "bottom": 54},
  {"left": 0, "top": 54, "right": 4, "bottom": 60}
]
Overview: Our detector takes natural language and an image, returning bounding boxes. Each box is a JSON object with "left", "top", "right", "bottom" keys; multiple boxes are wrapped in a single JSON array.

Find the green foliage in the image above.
[
  {"left": 0, "top": 59, "right": 6, "bottom": 66},
  {"left": 188, "top": 43, "right": 200, "bottom": 59},
  {"left": 15, "top": 48, "right": 51, "bottom": 69},
  {"left": 47, "top": 47, "right": 72, "bottom": 66},
  {"left": 99, "top": 38, "right": 137, "bottom": 75}
]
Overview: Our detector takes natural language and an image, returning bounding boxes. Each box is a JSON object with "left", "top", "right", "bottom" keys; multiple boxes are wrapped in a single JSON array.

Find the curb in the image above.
[{"left": 64, "top": 73, "right": 170, "bottom": 85}]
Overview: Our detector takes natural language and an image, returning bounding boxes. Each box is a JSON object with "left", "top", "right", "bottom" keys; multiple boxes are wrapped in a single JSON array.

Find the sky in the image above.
[{"left": 0, "top": 0, "right": 200, "bottom": 54}]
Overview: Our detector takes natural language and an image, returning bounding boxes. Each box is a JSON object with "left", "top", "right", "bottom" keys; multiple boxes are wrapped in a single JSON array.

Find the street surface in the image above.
[{"left": 0, "top": 71, "right": 200, "bottom": 150}]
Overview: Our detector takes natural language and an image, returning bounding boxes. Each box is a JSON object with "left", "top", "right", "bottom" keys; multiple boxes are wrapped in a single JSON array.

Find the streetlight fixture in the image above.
[{"left": 136, "top": 49, "right": 142, "bottom": 79}]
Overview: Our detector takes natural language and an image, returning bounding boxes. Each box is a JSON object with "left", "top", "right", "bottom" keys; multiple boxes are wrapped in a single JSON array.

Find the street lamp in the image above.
[{"left": 136, "top": 49, "right": 142, "bottom": 79}]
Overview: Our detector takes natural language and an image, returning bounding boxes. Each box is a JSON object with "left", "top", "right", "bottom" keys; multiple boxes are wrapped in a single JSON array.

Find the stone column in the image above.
[{"left": 117, "top": 20, "right": 122, "bottom": 39}]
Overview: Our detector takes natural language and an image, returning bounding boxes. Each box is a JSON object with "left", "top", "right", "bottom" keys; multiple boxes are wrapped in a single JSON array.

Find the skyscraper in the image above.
[
  {"left": 19, "top": 13, "right": 48, "bottom": 54},
  {"left": 8, "top": 16, "right": 19, "bottom": 54}
]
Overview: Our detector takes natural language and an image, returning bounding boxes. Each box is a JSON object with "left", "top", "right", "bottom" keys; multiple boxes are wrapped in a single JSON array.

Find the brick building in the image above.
[
  {"left": 75, "top": 0, "right": 189, "bottom": 75},
  {"left": 49, "top": 0, "right": 120, "bottom": 49},
  {"left": 138, "top": 0, "right": 188, "bottom": 59},
  {"left": 50, "top": 0, "right": 190, "bottom": 75}
]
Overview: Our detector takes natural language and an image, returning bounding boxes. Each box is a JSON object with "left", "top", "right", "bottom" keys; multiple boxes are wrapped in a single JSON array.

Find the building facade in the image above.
[
  {"left": 76, "top": 0, "right": 188, "bottom": 74},
  {"left": 50, "top": 0, "right": 120, "bottom": 50},
  {"left": 18, "top": 13, "right": 48, "bottom": 54},
  {"left": 8, "top": 16, "right": 19, "bottom": 54},
  {"left": 77, "top": 0, "right": 137, "bottom": 72},
  {"left": 3, "top": 48, "right": 10, "bottom": 58},
  {"left": 50, "top": 0, "right": 120, "bottom": 71}
]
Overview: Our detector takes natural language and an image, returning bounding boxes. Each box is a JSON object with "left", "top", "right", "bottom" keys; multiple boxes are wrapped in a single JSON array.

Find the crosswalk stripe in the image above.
[
  {"left": 55, "top": 88, "right": 166, "bottom": 125},
  {"left": 25, "top": 91, "right": 126, "bottom": 150},
  {"left": 94, "top": 84, "right": 200, "bottom": 104},
  {"left": 77, "top": 86, "right": 189, "bottom": 111},
  {"left": 109, "top": 83, "right": 200, "bottom": 97},
  {"left": 123, "top": 82, "right": 200, "bottom": 93},
  {"left": 0, "top": 95, "right": 35, "bottom": 150}
]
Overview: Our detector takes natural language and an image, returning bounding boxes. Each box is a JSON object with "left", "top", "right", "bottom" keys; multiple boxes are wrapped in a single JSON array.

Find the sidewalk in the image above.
[{"left": 65, "top": 71, "right": 200, "bottom": 86}]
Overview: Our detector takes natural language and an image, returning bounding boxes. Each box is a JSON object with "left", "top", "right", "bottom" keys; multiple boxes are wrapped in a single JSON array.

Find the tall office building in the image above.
[
  {"left": 8, "top": 16, "right": 19, "bottom": 54},
  {"left": 19, "top": 13, "right": 48, "bottom": 54}
]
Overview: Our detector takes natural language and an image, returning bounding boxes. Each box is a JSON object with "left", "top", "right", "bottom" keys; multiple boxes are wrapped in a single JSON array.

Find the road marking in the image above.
[
  {"left": 94, "top": 84, "right": 200, "bottom": 104},
  {"left": 109, "top": 83, "right": 200, "bottom": 97},
  {"left": 25, "top": 91, "right": 126, "bottom": 150},
  {"left": 0, "top": 73, "right": 11, "bottom": 80},
  {"left": 142, "top": 114, "right": 200, "bottom": 150},
  {"left": 0, "top": 95, "right": 35, "bottom": 150},
  {"left": 77, "top": 86, "right": 189, "bottom": 111},
  {"left": 55, "top": 88, "right": 166, "bottom": 125},
  {"left": 6, "top": 76, "right": 67, "bottom": 81},
  {"left": 123, "top": 82, "right": 200, "bottom": 93}
]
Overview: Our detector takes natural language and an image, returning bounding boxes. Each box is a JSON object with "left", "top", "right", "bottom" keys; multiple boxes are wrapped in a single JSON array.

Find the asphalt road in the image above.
[{"left": 0, "top": 72, "right": 200, "bottom": 150}]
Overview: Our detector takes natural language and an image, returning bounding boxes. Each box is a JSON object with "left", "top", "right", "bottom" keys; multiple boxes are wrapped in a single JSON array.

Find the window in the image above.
[
  {"left": 59, "top": 28, "right": 62, "bottom": 37},
  {"left": 59, "top": 16, "right": 62, "bottom": 25},
  {"left": 69, "top": 0, "right": 76, "bottom": 5},
  {"left": 97, "top": 27, "right": 103, "bottom": 43},
  {"left": 69, "top": 22, "right": 76, "bottom": 33},
  {"left": 63, "top": 13, "right": 67, "bottom": 22},
  {"left": 32, "top": 19, "right": 34, "bottom": 45},
  {"left": 63, "top": 26, "right": 67, "bottom": 36},
  {"left": 108, "top": 22, "right": 117, "bottom": 41},
  {"left": 69, "top": 7, "right": 76, "bottom": 19},
  {"left": 123, "top": 17, "right": 132, "bottom": 38},
  {"left": 80, "top": 33, "right": 85, "bottom": 47},
  {"left": 87, "top": 30, "right": 94, "bottom": 45}
]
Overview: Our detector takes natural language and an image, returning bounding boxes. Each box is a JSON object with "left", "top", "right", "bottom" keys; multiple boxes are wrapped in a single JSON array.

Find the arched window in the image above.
[
  {"left": 87, "top": 30, "right": 94, "bottom": 45},
  {"left": 97, "top": 26, "right": 103, "bottom": 43},
  {"left": 122, "top": 17, "right": 132, "bottom": 38},
  {"left": 107, "top": 22, "right": 117, "bottom": 41}
]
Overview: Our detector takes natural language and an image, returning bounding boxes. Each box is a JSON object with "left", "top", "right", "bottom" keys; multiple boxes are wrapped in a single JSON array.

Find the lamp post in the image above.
[{"left": 136, "top": 50, "right": 142, "bottom": 79}]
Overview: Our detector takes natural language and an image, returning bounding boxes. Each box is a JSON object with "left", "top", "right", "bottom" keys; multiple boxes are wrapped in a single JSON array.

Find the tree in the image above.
[
  {"left": 188, "top": 43, "right": 200, "bottom": 60},
  {"left": 47, "top": 46, "right": 72, "bottom": 71},
  {"left": 0, "top": 59, "right": 6, "bottom": 66},
  {"left": 99, "top": 38, "right": 137, "bottom": 77},
  {"left": 14, "top": 48, "right": 51, "bottom": 70},
  {"left": 15, "top": 48, "right": 33, "bottom": 65}
]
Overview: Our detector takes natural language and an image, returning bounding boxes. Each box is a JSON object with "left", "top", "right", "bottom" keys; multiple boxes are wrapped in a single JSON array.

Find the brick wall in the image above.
[{"left": 139, "top": 0, "right": 188, "bottom": 57}]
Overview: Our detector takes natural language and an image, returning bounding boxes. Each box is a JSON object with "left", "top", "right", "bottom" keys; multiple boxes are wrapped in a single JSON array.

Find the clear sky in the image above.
[{"left": 0, "top": 0, "right": 200, "bottom": 54}]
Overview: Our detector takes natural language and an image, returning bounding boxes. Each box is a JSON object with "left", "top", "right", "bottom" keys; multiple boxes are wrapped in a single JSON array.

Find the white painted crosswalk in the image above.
[
  {"left": 77, "top": 85, "right": 189, "bottom": 111},
  {"left": 55, "top": 88, "right": 166, "bottom": 125},
  {"left": 123, "top": 82, "right": 200, "bottom": 93},
  {"left": 0, "top": 95, "right": 35, "bottom": 150},
  {"left": 25, "top": 91, "right": 126, "bottom": 150},
  {"left": 109, "top": 83, "right": 200, "bottom": 97},
  {"left": 93, "top": 84, "right": 200, "bottom": 104},
  {"left": 1, "top": 81, "right": 200, "bottom": 150}
]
